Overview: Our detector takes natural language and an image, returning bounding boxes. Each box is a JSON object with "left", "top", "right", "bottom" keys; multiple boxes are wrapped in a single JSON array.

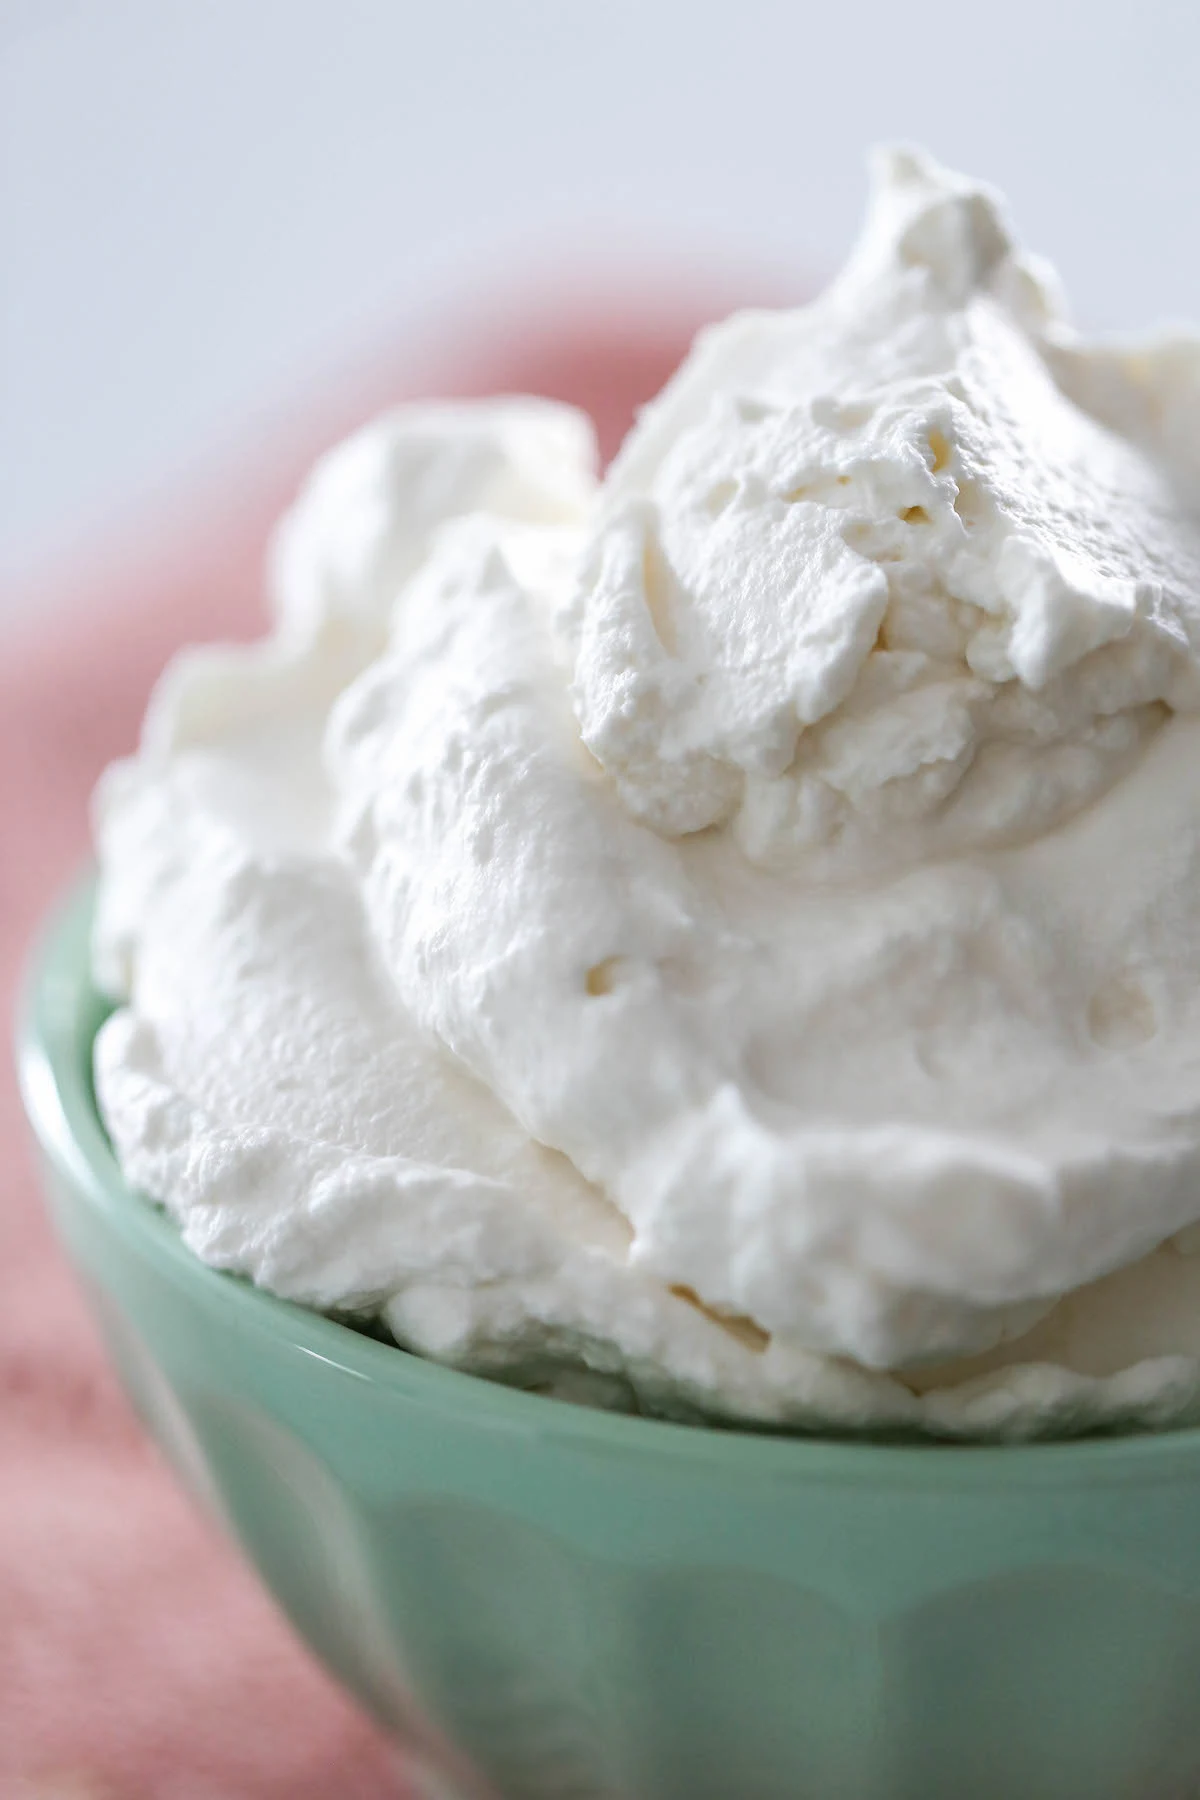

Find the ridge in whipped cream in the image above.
[{"left": 92, "top": 147, "right": 1200, "bottom": 1440}]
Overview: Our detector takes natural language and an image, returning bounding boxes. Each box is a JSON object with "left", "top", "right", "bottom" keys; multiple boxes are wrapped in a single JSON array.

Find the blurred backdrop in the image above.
[{"left": 4, "top": 0, "right": 1200, "bottom": 609}]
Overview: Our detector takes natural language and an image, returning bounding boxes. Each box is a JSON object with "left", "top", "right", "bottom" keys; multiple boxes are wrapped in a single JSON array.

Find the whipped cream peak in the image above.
[
  {"left": 92, "top": 149, "right": 1200, "bottom": 1440},
  {"left": 269, "top": 396, "right": 597, "bottom": 652},
  {"left": 573, "top": 148, "right": 1200, "bottom": 878},
  {"left": 843, "top": 144, "right": 1018, "bottom": 308}
]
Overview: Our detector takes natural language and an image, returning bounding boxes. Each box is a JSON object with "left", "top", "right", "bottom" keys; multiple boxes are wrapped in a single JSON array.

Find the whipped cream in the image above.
[{"left": 93, "top": 149, "right": 1200, "bottom": 1439}]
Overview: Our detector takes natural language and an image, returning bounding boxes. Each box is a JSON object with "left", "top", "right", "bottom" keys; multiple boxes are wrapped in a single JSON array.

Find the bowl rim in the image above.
[{"left": 19, "top": 870, "right": 1200, "bottom": 1486}]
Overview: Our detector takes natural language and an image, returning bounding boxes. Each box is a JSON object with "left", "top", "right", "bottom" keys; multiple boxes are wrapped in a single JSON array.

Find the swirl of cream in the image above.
[{"left": 94, "top": 148, "right": 1200, "bottom": 1436}]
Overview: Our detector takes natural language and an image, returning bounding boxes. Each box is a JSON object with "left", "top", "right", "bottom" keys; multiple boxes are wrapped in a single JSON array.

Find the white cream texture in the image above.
[{"left": 93, "top": 149, "right": 1200, "bottom": 1439}]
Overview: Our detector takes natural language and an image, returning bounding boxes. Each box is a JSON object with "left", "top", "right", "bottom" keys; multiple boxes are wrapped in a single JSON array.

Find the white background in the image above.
[{"left": 3, "top": 0, "right": 1199, "bottom": 608}]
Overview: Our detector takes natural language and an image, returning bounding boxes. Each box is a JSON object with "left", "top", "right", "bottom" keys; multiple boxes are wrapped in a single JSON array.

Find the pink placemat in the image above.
[{"left": 0, "top": 299, "right": 733, "bottom": 1800}]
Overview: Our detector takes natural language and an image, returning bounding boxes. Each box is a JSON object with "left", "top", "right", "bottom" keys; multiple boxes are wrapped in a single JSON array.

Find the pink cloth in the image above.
[{"left": 0, "top": 303, "right": 723, "bottom": 1800}]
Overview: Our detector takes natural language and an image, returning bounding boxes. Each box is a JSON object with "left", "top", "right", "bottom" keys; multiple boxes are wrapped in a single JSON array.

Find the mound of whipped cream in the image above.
[{"left": 93, "top": 148, "right": 1200, "bottom": 1440}]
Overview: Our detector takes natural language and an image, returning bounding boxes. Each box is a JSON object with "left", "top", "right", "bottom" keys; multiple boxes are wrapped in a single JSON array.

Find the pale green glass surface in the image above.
[{"left": 18, "top": 878, "right": 1200, "bottom": 1800}]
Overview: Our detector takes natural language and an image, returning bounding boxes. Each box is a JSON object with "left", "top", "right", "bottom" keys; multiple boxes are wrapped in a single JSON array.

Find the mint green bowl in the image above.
[{"left": 19, "top": 880, "right": 1200, "bottom": 1800}]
